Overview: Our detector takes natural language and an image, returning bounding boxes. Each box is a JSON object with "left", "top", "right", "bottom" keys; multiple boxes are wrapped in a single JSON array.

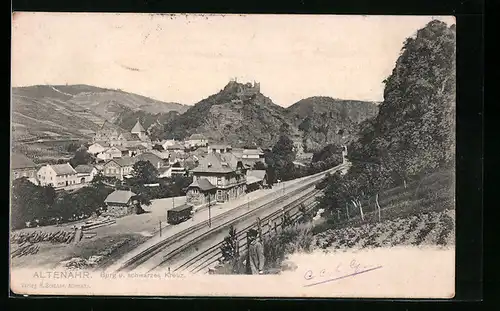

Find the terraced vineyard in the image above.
[{"left": 313, "top": 209, "right": 455, "bottom": 251}]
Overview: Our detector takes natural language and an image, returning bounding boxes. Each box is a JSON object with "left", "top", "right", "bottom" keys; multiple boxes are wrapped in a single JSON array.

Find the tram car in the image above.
[{"left": 167, "top": 204, "right": 194, "bottom": 225}]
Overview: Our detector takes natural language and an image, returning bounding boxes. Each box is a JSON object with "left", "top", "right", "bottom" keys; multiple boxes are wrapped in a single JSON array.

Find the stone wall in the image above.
[{"left": 105, "top": 204, "right": 133, "bottom": 218}]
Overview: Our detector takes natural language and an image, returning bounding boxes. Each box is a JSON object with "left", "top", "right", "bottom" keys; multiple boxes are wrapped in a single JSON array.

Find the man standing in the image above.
[{"left": 247, "top": 229, "right": 265, "bottom": 275}]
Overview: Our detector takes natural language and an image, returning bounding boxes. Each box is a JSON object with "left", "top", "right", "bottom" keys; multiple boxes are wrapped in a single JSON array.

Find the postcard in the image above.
[{"left": 10, "top": 13, "right": 456, "bottom": 298}]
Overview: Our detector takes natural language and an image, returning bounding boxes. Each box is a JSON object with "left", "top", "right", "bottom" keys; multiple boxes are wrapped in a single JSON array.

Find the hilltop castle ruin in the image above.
[{"left": 228, "top": 78, "right": 260, "bottom": 99}]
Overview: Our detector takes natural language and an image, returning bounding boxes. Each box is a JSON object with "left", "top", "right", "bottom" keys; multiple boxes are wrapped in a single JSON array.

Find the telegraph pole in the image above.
[{"left": 208, "top": 195, "right": 212, "bottom": 228}]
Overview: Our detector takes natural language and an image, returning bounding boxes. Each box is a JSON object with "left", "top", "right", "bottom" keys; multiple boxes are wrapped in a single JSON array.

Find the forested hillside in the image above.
[{"left": 318, "top": 20, "right": 456, "bottom": 216}]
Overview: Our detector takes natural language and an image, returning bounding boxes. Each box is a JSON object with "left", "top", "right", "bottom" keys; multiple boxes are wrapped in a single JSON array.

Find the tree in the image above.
[
  {"left": 69, "top": 147, "right": 93, "bottom": 167},
  {"left": 11, "top": 178, "right": 57, "bottom": 228},
  {"left": 253, "top": 161, "right": 266, "bottom": 170},
  {"left": 65, "top": 142, "right": 80, "bottom": 153},
  {"left": 314, "top": 20, "right": 456, "bottom": 226},
  {"left": 220, "top": 225, "right": 240, "bottom": 269},
  {"left": 377, "top": 20, "right": 456, "bottom": 182},
  {"left": 265, "top": 135, "right": 297, "bottom": 181},
  {"left": 272, "top": 135, "right": 296, "bottom": 164},
  {"left": 265, "top": 165, "right": 276, "bottom": 187},
  {"left": 131, "top": 184, "right": 153, "bottom": 207},
  {"left": 312, "top": 143, "right": 342, "bottom": 163},
  {"left": 131, "top": 160, "right": 159, "bottom": 184}
]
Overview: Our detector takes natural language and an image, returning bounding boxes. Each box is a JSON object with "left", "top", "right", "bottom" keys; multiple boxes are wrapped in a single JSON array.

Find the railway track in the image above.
[
  {"left": 114, "top": 164, "right": 346, "bottom": 273},
  {"left": 167, "top": 189, "right": 321, "bottom": 275}
]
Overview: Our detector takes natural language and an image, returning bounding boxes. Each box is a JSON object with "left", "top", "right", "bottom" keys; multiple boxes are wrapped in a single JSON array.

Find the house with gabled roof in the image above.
[
  {"left": 186, "top": 152, "right": 247, "bottom": 206},
  {"left": 88, "top": 142, "right": 110, "bottom": 155},
  {"left": 242, "top": 147, "right": 264, "bottom": 159},
  {"left": 207, "top": 144, "right": 232, "bottom": 154},
  {"left": 246, "top": 169, "right": 268, "bottom": 192},
  {"left": 158, "top": 165, "right": 187, "bottom": 178},
  {"left": 11, "top": 153, "right": 38, "bottom": 184},
  {"left": 92, "top": 121, "right": 120, "bottom": 143},
  {"left": 164, "top": 142, "right": 185, "bottom": 153},
  {"left": 102, "top": 157, "right": 138, "bottom": 180},
  {"left": 186, "top": 133, "right": 208, "bottom": 148},
  {"left": 74, "top": 164, "right": 98, "bottom": 184},
  {"left": 37, "top": 163, "right": 79, "bottom": 188},
  {"left": 126, "top": 144, "right": 148, "bottom": 157},
  {"left": 96, "top": 146, "right": 123, "bottom": 162},
  {"left": 160, "top": 139, "right": 181, "bottom": 150},
  {"left": 149, "top": 149, "right": 170, "bottom": 160},
  {"left": 135, "top": 152, "right": 164, "bottom": 170},
  {"left": 104, "top": 190, "right": 138, "bottom": 217}
]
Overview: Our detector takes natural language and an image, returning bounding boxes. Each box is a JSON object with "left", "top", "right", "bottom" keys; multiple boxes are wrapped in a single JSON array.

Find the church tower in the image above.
[{"left": 131, "top": 119, "right": 147, "bottom": 141}]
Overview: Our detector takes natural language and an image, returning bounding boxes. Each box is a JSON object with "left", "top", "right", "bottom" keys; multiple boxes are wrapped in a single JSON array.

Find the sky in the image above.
[{"left": 12, "top": 13, "right": 455, "bottom": 107}]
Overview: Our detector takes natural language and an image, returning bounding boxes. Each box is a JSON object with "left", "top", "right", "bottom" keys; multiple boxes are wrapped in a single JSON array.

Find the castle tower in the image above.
[{"left": 253, "top": 81, "right": 260, "bottom": 93}]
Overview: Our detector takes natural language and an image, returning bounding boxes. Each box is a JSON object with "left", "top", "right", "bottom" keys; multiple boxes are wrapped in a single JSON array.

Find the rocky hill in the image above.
[
  {"left": 161, "top": 81, "right": 303, "bottom": 148},
  {"left": 160, "top": 82, "right": 378, "bottom": 151},
  {"left": 287, "top": 96, "right": 379, "bottom": 152},
  {"left": 11, "top": 84, "right": 187, "bottom": 142}
]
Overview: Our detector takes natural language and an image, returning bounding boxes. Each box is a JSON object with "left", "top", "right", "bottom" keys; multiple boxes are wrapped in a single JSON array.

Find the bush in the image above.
[
  {"left": 262, "top": 224, "right": 313, "bottom": 271},
  {"left": 11, "top": 178, "right": 114, "bottom": 229}
]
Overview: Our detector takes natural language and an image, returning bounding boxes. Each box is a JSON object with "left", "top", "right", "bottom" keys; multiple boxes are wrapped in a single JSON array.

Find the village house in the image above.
[
  {"left": 37, "top": 163, "right": 79, "bottom": 188},
  {"left": 165, "top": 142, "right": 185, "bottom": 154},
  {"left": 230, "top": 147, "right": 244, "bottom": 158},
  {"left": 158, "top": 165, "right": 187, "bottom": 178},
  {"left": 92, "top": 121, "right": 120, "bottom": 143},
  {"left": 241, "top": 148, "right": 264, "bottom": 159},
  {"left": 149, "top": 150, "right": 170, "bottom": 162},
  {"left": 102, "top": 157, "right": 138, "bottom": 180},
  {"left": 74, "top": 165, "right": 98, "bottom": 184},
  {"left": 186, "top": 153, "right": 247, "bottom": 207},
  {"left": 87, "top": 142, "right": 110, "bottom": 155},
  {"left": 104, "top": 190, "right": 138, "bottom": 217},
  {"left": 192, "top": 147, "right": 208, "bottom": 158},
  {"left": 207, "top": 144, "right": 232, "bottom": 154},
  {"left": 127, "top": 144, "right": 148, "bottom": 157},
  {"left": 96, "top": 146, "right": 123, "bottom": 162},
  {"left": 115, "top": 132, "right": 141, "bottom": 146},
  {"left": 246, "top": 169, "right": 268, "bottom": 192},
  {"left": 11, "top": 153, "right": 38, "bottom": 184},
  {"left": 135, "top": 152, "right": 164, "bottom": 170},
  {"left": 183, "top": 154, "right": 200, "bottom": 172},
  {"left": 115, "top": 145, "right": 130, "bottom": 157},
  {"left": 186, "top": 134, "right": 208, "bottom": 148},
  {"left": 160, "top": 139, "right": 181, "bottom": 150},
  {"left": 168, "top": 151, "right": 188, "bottom": 166},
  {"left": 238, "top": 148, "right": 266, "bottom": 169}
]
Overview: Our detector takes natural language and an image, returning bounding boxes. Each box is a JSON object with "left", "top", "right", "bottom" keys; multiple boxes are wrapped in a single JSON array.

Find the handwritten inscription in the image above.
[{"left": 303, "top": 259, "right": 383, "bottom": 287}]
